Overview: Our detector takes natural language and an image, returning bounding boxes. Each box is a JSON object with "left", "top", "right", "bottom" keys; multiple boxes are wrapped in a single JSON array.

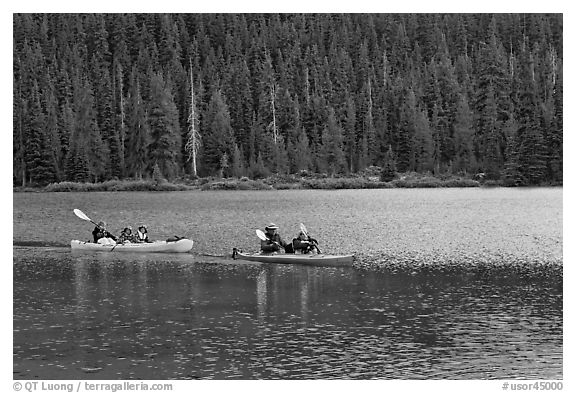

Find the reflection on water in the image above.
[{"left": 13, "top": 247, "right": 562, "bottom": 380}]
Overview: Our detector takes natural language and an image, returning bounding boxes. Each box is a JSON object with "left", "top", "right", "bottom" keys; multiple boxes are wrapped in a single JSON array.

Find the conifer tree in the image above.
[
  {"left": 202, "top": 89, "right": 235, "bottom": 175},
  {"left": 126, "top": 73, "right": 149, "bottom": 179},
  {"left": 320, "top": 108, "right": 346, "bottom": 175},
  {"left": 148, "top": 71, "right": 181, "bottom": 180},
  {"left": 26, "top": 81, "right": 56, "bottom": 185},
  {"left": 452, "top": 93, "right": 476, "bottom": 174},
  {"left": 413, "top": 108, "right": 435, "bottom": 172},
  {"left": 64, "top": 76, "right": 108, "bottom": 182},
  {"left": 286, "top": 125, "right": 311, "bottom": 173},
  {"left": 44, "top": 75, "right": 63, "bottom": 181},
  {"left": 380, "top": 145, "right": 397, "bottom": 182},
  {"left": 474, "top": 19, "right": 511, "bottom": 179},
  {"left": 396, "top": 88, "right": 417, "bottom": 172},
  {"left": 515, "top": 49, "right": 547, "bottom": 184},
  {"left": 343, "top": 96, "right": 357, "bottom": 172},
  {"left": 230, "top": 144, "right": 246, "bottom": 178},
  {"left": 225, "top": 57, "right": 253, "bottom": 157},
  {"left": 549, "top": 57, "right": 563, "bottom": 182}
]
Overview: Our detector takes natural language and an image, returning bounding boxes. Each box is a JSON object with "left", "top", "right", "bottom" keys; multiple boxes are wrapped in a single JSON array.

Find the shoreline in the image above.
[{"left": 12, "top": 172, "right": 562, "bottom": 193}]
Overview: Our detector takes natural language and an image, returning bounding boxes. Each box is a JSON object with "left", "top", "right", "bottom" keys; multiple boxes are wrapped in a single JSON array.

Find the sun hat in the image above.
[{"left": 265, "top": 223, "right": 279, "bottom": 230}]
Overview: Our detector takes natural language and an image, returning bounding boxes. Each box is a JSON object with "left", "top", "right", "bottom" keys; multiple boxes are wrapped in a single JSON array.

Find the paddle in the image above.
[
  {"left": 256, "top": 229, "right": 284, "bottom": 250},
  {"left": 73, "top": 208, "right": 101, "bottom": 229},
  {"left": 299, "top": 223, "right": 322, "bottom": 254}
]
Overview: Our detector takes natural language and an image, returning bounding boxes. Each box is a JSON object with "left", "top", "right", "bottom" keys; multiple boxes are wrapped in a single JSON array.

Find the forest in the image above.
[{"left": 13, "top": 13, "right": 563, "bottom": 187}]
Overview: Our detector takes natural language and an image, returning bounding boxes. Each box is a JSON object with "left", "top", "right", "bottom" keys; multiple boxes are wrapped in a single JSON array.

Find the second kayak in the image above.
[{"left": 232, "top": 248, "right": 353, "bottom": 267}]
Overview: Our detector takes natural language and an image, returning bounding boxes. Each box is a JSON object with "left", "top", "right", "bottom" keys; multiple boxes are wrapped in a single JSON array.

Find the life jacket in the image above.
[{"left": 136, "top": 231, "right": 148, "bottom": 241}]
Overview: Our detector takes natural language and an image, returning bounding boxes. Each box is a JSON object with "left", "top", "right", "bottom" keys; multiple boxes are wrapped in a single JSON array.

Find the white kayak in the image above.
[
  {"left": 71, "top": 239, "right": 194, "bottom": 253},
  {"left": 232, "top": 248, "right": 353, "bottom": 267}
]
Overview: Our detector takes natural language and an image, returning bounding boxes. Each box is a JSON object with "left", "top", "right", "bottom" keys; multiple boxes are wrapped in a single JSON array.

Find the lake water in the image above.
[{"left": 13, "top": 188, "right": 563, "bottom": 379}]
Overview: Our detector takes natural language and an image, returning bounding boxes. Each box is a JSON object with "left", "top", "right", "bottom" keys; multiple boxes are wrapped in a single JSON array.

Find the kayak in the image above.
[
  {"left": 232, "top": 248, "right": 353, "bottom": 267},
  {"left": 71, "top": 239, "right": 194, "bottom": 253}
]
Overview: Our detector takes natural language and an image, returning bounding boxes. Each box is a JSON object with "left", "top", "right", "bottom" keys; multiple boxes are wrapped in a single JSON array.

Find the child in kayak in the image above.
[
  {"left": 135, "top": 225, "right": 152, "bottom": 243},
  {"left": 92, "top": 221, "right": 117, "bottom": 244},
  {"left": 117, "top": 226, "right": 136, "bottom": 243},
  {"left": 260, "top": 223, "right": 289, "bottom": 253}
]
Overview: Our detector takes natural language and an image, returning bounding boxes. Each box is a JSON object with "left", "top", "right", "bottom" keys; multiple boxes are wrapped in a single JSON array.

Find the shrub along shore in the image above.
[{"left": 14, "top": 168, "right": 562, "bottom": 193}]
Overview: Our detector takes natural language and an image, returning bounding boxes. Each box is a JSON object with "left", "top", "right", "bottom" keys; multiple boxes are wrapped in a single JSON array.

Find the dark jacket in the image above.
[
  {"left": 92, "top": 227, "right": 117, "bottom": 243},
  {"left": 260, "top": 232, "right": 288, "bottom": 252},
  {"left": 292, "top": 236, "right": 319, "bottom": 254},
  {"left": 117, "top": 232, "right": 136, "bottom": 243},
  {"left": 292, "top": 238, "right": 312, "bottom": 253}
]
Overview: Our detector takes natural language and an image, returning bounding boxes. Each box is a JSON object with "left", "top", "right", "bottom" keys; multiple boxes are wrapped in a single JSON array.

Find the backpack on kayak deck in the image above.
[
  {"left": 166, "top": 235, "right": 186, "bottom": 243},
  {"left": 97, "top": 238, "right": 116, "bottom": 245}
]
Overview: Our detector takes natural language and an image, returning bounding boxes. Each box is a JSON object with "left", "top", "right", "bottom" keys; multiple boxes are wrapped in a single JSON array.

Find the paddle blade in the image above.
[
  {"left": 300, "top": 223, "right": 308, "bottom": 236},
  {"left": 255, "top": 229, "right": 267, "bottom": 241},
  {"left": 73, "top": 209, "right": 92, "bottom": 222}
]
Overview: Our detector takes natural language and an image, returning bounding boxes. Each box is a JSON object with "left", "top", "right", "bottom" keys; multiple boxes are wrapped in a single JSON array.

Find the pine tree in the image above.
[
  {"left": 99, "top": 68, "right": 122, "bottom": 179},
  {"left": 112, "top": 59, "right": 127, "bottom": 178},
  {"left": 126, "top": 73, "right": 150, "bottom": 179},
  {"left": 432, "top": 33, "right": 459, "bottom": 170},
  {"left": 515, "top": 48, "right": 547, "bottom": 185},
  {"left": 413, "top": 108, "right": 435, "bottom": 172},
  {"left": 249, "top": 151, "right": 270, "bottom": 179},
  {"left": 272, "top": 134, "right": 290, "bottom": 174},
  {"left": 380, "top": 145, "right": 397, "bottom": 182},
  {"left": 26, "top": 81, "right": 56, "bottom": 185},
  {"left": 319, "top": 108, "right": 346, "bottom": 175},
  {"left": 230, "top": 143, "right": 246, "bottom": 178},
  {"left": 44, "top": 74, "right": 63, "bottom": 181},
  {"left": 288, "top": 126, "right": 312, "bottom": 173},
  {"left": 147, "top": 71, "right": 182, "bottom": 180},
  {"left": 343, "top": 96, "right": 357, "bottom": 172},
  {"left": 65, "top": 76, "right": 108, "bottom": 182},
  {"left": 550, "top": 57, "right": 563, "bottom": 182},
  {"left": 473, "top": 19, "right": 511, "bottom": 179},
  {"left": 13, "top": 69, "right": 26, "bottom": 186},
  {"left": 202, "top": 89, "right": 235, "bottom": 175},
  {"left": 396, "top": 88, "right": 417, "bottom": 172},
  {"left": 225, "top": 57, "right": 253, "bottom": 157},
  {"left": 63, "top": 98, "right": 90, "bottom": 184},
  {"left": 452, "top": 93, "right": 476, "bottom": 174}
]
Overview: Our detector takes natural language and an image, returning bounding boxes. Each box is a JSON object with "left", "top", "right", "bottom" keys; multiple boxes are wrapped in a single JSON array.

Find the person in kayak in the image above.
[
  {"left": 292, "top": 231, "right": 320, "bottom": 254},
  {"left": 92, "top": 221, "right": 117, "bottom": 244},
  {"left": 117, "top": 226, "right": 136, "bottom": 244},
  {"left": 135, "top": 225, "right": 152, "bottom": 243},
  {"left": 260, "top": 223, "right": 289, "bottom": 253}
]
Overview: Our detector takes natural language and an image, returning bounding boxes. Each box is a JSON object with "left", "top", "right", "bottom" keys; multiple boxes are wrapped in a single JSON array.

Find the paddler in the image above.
[
  {"left": 292, "top": 231, "right": 320, "bottom": 254},
  {"left": 260, "top": 223, "right": 289, "bottom": 253},
  {"left": 92, "top": 221, "right": 117, "bottom": 244}
]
